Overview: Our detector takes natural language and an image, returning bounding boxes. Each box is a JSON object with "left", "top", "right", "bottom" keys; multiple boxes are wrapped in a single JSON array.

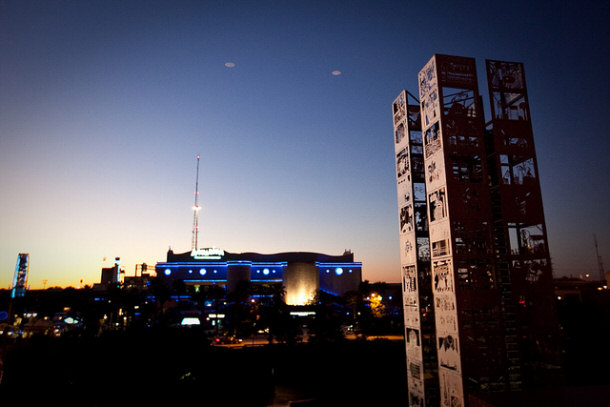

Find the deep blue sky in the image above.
[{"left": 1, "top": 0, "right": 609, "bottom": 288}]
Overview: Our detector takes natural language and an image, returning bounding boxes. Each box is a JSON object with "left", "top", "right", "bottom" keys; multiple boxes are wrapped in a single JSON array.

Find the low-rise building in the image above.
[{"left": 156, "top": 248, "right": 362, "bottom": 305}]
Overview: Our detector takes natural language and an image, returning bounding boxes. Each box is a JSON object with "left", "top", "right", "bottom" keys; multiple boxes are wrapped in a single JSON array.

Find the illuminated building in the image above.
[
  {"left": 156, "top": 248, "right": 362, "bottom": 305},
  {"left": 394, "top": 54, "right": 560, "bottom": 406},
  {"left": 11, "top": 253, "right": 29, "bottom": 298}
]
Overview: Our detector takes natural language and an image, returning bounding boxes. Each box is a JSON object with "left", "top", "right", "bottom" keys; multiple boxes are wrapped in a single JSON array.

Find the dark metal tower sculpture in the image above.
[
  {"left": 393, "top": 90, "right": 439, "bottom": 406},
  {"left": 395, "top": 54, "right": 561, "bottom": 406},
  {"left": 485, "top": 59, "right": 561, "bottom": 389}
]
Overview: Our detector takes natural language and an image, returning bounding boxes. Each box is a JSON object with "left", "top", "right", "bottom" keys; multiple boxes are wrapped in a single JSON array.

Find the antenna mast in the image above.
[
  {"left": 594, "top": 234, "right": 605, "bottom": 281},
  {"left": 192, "top": 155, "right": 201, "bottom": 251}
]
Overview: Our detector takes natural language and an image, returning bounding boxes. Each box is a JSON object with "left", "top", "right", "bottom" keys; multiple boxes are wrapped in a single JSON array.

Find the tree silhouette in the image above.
[
  {"left": 149, "top": 278, "right": 171, "bottom": 327},
  {"left": 202, "top": 284, "right": 226, "bottom": 336},
  {"left": 308, "top": 290, "right": 345, "bottom": 343},
  {"left": 226, "top": 280, "right": 253, "bottom": 337}
]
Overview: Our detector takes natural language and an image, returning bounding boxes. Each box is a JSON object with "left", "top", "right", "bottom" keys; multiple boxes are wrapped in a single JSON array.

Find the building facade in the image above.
[{"left": 156, "top": 248, "right": 362, "bottom": 305}]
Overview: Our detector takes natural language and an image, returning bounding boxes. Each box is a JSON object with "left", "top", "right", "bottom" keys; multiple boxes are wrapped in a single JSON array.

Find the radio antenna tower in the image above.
[
  {"left": 594, "top": 234, "right": 605, "bottom": 281},
  {"left": 191, "top": 155, "right": 201, "bottom": 251}
]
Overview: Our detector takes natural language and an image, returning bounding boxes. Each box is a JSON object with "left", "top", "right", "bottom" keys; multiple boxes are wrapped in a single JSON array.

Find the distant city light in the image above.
[
  {"left": 181, "top": 317, "right": 200, "bottom": 326},
  {"left": 290, "top": 311, "right": 316, "bottom": 317},
  {"left": 225, "top": 62, "right": 235, "bottom": 68}
]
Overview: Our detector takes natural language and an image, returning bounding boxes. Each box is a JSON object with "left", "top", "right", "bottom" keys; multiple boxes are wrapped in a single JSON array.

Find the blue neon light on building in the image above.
[{"left": 156, "top": 248, "right": 362, "bottom": 298}]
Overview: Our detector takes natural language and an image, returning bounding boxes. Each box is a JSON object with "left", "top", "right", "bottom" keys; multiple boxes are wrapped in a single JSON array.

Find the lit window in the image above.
[
  {"left": 164, "top": 269, "right": 171, "bottom": 276},
  {"left": 199, "top": 269, "right": 206, "bottom": 276}
]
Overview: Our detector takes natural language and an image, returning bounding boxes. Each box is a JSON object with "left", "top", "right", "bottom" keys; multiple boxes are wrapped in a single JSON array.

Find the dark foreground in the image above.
[{"left": 0, "top": 329, "right": 408, "bottom": 406}]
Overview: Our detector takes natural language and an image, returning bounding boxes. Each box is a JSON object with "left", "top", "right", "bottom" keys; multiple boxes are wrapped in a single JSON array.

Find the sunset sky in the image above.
[{"left": 1, "top": 0, "right": 609, "bottom": 288}]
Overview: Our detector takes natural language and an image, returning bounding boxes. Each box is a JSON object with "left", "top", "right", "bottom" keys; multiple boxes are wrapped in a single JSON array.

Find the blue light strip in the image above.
[
  {"left": 157, "top": 262, "right": 228, "bottom": 267},
  {"left": 251, "top": 279, "right": 283, "bottom": 283},
  {"left": 183, "top": 279, "right": 227, "bottom": 283},
  {"left": 157, "top": 261, "right": 289, "bottom": 267},
  {"left": 251, "top": 262, "right": 288, "bottom": 267},
  {"left": 227, "top": 260, "right": 252, "bottom": 265},
  {"left": 170, "top": 295, "right": 192, "bottom": 300},
  {"left": 320, "top": 288, "right": 340, "bottom": 296},
  {"left": 316, "top": 262, "right": 362, "bottom": 267},
  {"left": 158, "top": 261, "right": 356, "bottom": 268}
]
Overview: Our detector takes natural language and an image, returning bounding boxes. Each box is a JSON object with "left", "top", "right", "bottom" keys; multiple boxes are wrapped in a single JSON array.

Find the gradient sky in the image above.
[{"left": 1, "top": 0, "right": 609, "bottom": 289}]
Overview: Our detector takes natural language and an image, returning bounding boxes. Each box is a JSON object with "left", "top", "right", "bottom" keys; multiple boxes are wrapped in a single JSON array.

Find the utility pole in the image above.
[{"left": 594, "top": 234, "right": 605, "bottom": 281}]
